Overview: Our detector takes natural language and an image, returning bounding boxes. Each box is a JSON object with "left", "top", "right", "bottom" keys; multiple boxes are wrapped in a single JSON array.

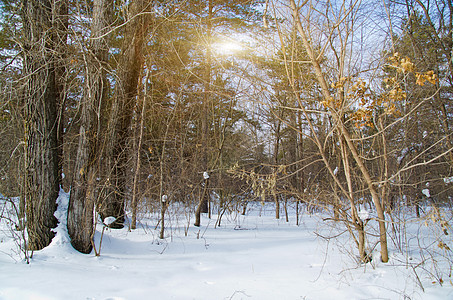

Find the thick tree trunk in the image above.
[
  {"left": 55, "top": 0, "right": 68, "bottom": 185},
  {"left": 130, "top": 90, "right": 146, "bottom": 230},
  {"left": 22, "top": 0, "right": 61, "bottom": 250},
  {"left": 67, "top": 0, "right": 112, "bottom": 253},
  {"left": 100, "top": 0, "right": 149, "bottom": 228}
]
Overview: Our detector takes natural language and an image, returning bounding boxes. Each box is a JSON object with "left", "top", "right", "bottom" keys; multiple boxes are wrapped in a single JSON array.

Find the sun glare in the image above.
[{"left": 212, "top": 40, "right": 243, "bottom": 55}]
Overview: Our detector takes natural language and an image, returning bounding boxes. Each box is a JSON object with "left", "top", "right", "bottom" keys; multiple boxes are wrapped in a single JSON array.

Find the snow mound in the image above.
[
  {"left": 103, "top": 216, "right": 117, "bottom": 226},
  {"left": 49, "top": 189, "right": 71, "bottom": 248}
]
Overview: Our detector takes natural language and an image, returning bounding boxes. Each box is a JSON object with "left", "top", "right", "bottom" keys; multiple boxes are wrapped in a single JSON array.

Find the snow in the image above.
[
  {"left": 103, "top": 217, "right": 117, "bottom": 226},
  {"left": 444, "top": 177, "right": 453, "bottom": 184},
  {"left": 1, "top": 193, "right": 452, "bottom": 300},
  {"left": 333, "top": 167, "right": 339, "bottom": 175},
  {"left": 422, "top": 189, "right": 431, "bottom": 198},
  {"left": 203, "top": 171, "right": 210, "bottom": 180},
  {"left": 397, "top": 147, "right": 409, "bottom": 164},
  {"left": 358, "top": 209, "right": 370, "bottom": 221}
]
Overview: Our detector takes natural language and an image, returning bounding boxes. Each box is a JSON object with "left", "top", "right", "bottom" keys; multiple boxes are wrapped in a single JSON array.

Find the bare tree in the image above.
[{"left": 284, "top": 0, "right": 389, "bottom": 262}]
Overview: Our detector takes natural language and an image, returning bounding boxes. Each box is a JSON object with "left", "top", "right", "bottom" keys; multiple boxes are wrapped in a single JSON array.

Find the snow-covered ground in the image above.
[{"left": 1, "top": 191, "right": 452, "bottom": 300}]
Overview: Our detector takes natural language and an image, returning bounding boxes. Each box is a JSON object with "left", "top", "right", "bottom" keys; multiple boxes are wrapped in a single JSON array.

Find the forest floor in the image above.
[{"left": 1, "top": 191, "right": 452, "bottom": 300}]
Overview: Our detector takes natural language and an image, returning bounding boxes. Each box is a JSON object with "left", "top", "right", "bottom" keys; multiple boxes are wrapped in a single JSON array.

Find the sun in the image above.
[{"left": 212, "top": 39, "right": 243, "bottom": 56}]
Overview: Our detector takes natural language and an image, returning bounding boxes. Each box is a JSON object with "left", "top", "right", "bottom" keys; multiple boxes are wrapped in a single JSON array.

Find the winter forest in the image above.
[{"left": 0, "top": 0, "right": 452, "bottom": 299}]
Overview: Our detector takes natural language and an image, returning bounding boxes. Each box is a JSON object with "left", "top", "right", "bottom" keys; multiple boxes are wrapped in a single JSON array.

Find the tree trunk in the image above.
[
  {"left": 357, "top": 224, "right": 370, "bottom": 263},
  {"left": 130, "top": 77, "right": 147, "bottom": 230},
  {"left": 194, "top": 176, "right": 209, "bottom": 227},
  {"left": 194, "top": 0, "right": 213, "bottom": 226},
  {"left": 274, "top": 193, "right": 280, "bottom": 219},
  {"left": 159, "top": 199, "right": 167, "bottom": 239},
  {"left": 415, "top": 203, "right": 421, "bottom": 218},
  {"left": 341, "top": 126, "right": 389, "bottom": 262},
  {"left": 340, "top": 133, "right": 370, "bottom": 263},
  {"left": 273, "top": 113, "right": 282, "bottom": 220},
  {"left": 101, "top": 0, "right": 149, "bottom": 228},
  {"left": 290, "top": 0, "right": 389, "bottom": 262},
  {"left": 55, "top": 0, "right": 68, "bottom": 186},
  {"left": 22, "top": 0, "right": 64, "bottom": 251},
  {"left": 67, "top": 0, "right": 112, "bottom": 254}
]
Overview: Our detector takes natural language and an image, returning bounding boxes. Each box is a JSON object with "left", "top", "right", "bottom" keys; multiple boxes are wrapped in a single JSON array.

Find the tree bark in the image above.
[
  {"left": 67, "top": 0, "right": 112, "bottom": 253},
  {"left": 273, "top": 110, "right": 282, "bottom": 220},
  {"left": 130, "top": 72, "right": 148, "bottom": 230},
  {"left": 194, "top": 176, "right": 210, "bottom": 227},
  {"left": 194, "top": 0, "right": 213, "bottom": 226},
  {"left": 22, "top": 0, "right": 62, "bottom": 250},
  {"left": 100, "top": 0, "right": 149, "bottom": 228}
]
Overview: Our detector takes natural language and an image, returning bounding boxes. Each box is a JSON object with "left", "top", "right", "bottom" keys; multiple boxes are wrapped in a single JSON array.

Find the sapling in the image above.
[
  {"left": 1, "top": 197, "right": 30, "bottom": 263},
  {"left": 92, "top": 216, "right": 116, "bottom": 256},
  {"left": 194, "top": 171, "right": 210, "bottom": 227},
  {"left": 159, "top": 195, "right": 168, "bottom": 239}
]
